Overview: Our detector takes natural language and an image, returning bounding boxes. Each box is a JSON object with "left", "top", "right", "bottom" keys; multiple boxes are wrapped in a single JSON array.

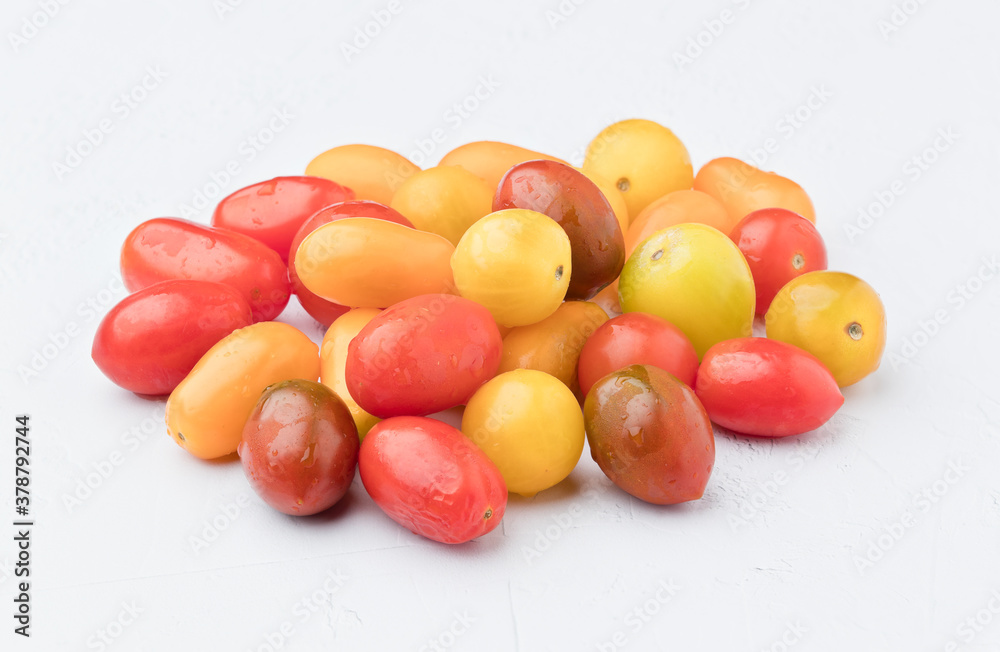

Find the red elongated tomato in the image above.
[
  {"left": 212, "top": 176, "right": 354, "bottom": 262},
  {"left": 288, "top": 201, "right": 414, "bottom": 326},
  {"left": 346, "top": 294, "right": 502, "bottom": 418},
  {"left": 359, "top": 416, "right": 507, "bottom": 544},
  {"left": 91, "top": 280, "right": 253, "bottom": 395},
  {"left": 120, "top": 218, "right": 290, "bottom": 322},
  {"left": 695, "top": 337, "right": 844, "bottom": 437}
]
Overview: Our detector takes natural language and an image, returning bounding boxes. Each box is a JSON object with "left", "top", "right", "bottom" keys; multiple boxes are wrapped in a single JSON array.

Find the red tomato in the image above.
[
  {"left": 359, "top": 416, "right": 507, "bottom": 544},
  {"left": 120, "top": 218, "right": 290, "bottom": 322},
  {"left": 729, "top": 208, "right": 827, "bottom": 315},
  {"left": 91, "top": 280, "right": 253, "bottom": 395},
  {"left": 346, "top": 294, "right": 502, "bottom": 418},
  {"left": 288, "top": 201, "right": 414, "bottom": 326},
  {"left": 695, "top": 337, "right": 843, "bottom": 437},
  {"left": 212, "top": 176, "right": 354, "bottom": 262},
  {"left": 239, "top": 379, "right": 359, "bottom": 516},
  {"left": 494, "top": 160, "right": 625, "bottom": 300},
  {"left": 578, "top": 312, "right": 699, "bottom": 395}
]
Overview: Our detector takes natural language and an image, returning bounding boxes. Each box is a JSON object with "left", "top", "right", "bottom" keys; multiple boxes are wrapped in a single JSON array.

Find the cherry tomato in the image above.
[
  {"left": 730, "top": 208, "right": 827, "bottom": 315},
  {"left": 359, "top": 416, "right": 507, "bottom": 544},
  {"left": 92, "top": 280, "right": 253, "bottom": 396},
  {"left": 390, "top": 166, "right": 493, "bottom": 245},
  {"left": 288, "top": 201, "right": 413, "bottom": 326},
  {"left": 166, "top": 321, "right": 320, "bottom": 460},
  {"left": 494, "top": 160, "right": 625, "bottom": 300},
  {"left": 319, "top": 308, "right": 383, "bottom": 439},
  {"left": 694, "top": 157, "right": 815, "bottom": 223},
  {"left": 578, "top": 312, "right": 699, "bottom": 396},
  {"left": 120, "top": 218, "right": 290, "bottom": 322},
  {"left": 240, "top": 380, "right": 358, "bottom": 515},
  {"left": 346, "top": 294, "right": 502, "bottom": 418},
  {"left": 305, "top": 144, "right": 419, "bottom": 205},
  {"left": 438, "top": 140, "right": 568, "bottom": 192},
  {"left": 695, "top": 338, "right": 844, "bottom": 437},
  {"left": 584, "top": 364, "right": 714, "bottom": 505},
  {"left": 211, "top": 176, "right": 354, "bottom": 262}
]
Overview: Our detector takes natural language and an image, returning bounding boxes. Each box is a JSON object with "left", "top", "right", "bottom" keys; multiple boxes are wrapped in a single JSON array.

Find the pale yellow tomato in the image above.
[{"left": 320, "top": 308, "right": 382, "bottom": 439}]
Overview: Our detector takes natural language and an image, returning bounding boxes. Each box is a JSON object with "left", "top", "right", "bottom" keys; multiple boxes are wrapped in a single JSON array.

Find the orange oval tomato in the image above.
[
  {"left": 438, "top": 141, "right": 568, "bottom": 191},
  {"left": 305, "top": 144, "right": 419, "bottom": 205},
  {"left": 694, "top": 157, "right": 815, "bottom": 223}
]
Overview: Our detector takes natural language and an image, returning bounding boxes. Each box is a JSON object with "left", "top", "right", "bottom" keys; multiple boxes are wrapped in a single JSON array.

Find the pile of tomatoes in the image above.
[{"left": 91, "top": 119, "right": 886, "bottom": 544}]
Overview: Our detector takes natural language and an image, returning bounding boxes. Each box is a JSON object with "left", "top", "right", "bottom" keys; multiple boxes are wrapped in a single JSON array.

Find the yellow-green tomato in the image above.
[{"left": 619, "top": 223, "right": 755, "bottom": 358}]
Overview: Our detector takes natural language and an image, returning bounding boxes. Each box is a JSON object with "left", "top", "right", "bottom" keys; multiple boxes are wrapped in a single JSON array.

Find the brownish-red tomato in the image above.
[
  {"left": 578, "top": 312, "right": 700, "bottom": 395},
  {"left": 120, "top": 218, "right": 290, "bottom": 322},
  {"left": 584, "top": 364, "right": 715, "bottom": 505},
  {"left": 359, "top": 416, "right": 507, "bottom": 544},
  {"left": 92, "top": 280, "right": 253, "bottom": 395},
  {"left": 494, "top": 160, "right": 625, "bottom": 300},
  {"left": 288, "top": 201, "right": 415, "bottom": 326},
  {"left": 695, "top": 337, "right": 843, "bottom": 437},
  {"left": 212, "top": 176, "right": 354, "bottom": 262},
  {"left": 239, "top": 379, "right": 359, "bottom": 516}
]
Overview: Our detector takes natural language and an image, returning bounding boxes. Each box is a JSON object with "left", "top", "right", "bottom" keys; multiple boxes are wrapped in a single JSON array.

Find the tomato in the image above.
[
  {"left": 494, "top": 160, "right": 625, "bottom": 300},
  {"left": 584, "top": 364, "right": 714, "bottom": 504},
  {"left": 346, "top": 294, "right": 501, "bottom": 418},
  {"left": 295, "top": 217, "right": 454, "bottom": 309},
  {"left": 583, "top": 119, "right": 693, "bottom": 218},
  {"left": 211, "top": 176, "right": 354, "bottom": 262},
  {"left": 497, "top": 300, "right": 608, "bottom": 399},
  {"left": 390, "top": 166, "right": 493, "bottom": 245},
  {"left": 452, "top": 209, "right": 572, "bottom": 327},
  {"left": 579, "top": 169, "right": 630, "bottom": 233},
  {"left": 120, "top": 218, "right": 290, "bottom": 322},
  {"left": 359, "top": 416, "right": 507, "bottom": 544},
  {"left": 239, "top": 380, "right": 358, "bottom": 515},
  {"left": 694, "top": 157, "right": 815, "bottom": 223},
  {"left": 629, "top": 189, "right": 734, "bottom": 244},
  {"left": 619, "top": 223, "right": 755, "bottom": 358},
  {"left": 92, "top": 280, "right": 253, "bottom": 396},
  {"left": 729, "top": 208, "right": 828, "bottom": 315},
  {"left": 288, "top": 201, "right": 413, "bottom": 326},
  {"left": 462, "top": 369, "right": 584, "bottom": 497},
  {"left": 578, "top": 312, "right": 699, "bottom": 396},
  {"left": 320, "top": 308, "right": 383, "bottom": 439},
  {"left": 765, "top": 271, "right": 887, "bottom": 387},
  {"left": 438, "top": 140, "right": 568, "bottom": 191},
  {"left": 695, "top": 338, "right": 843, "bottom": 437},
  {"left": 166, "top": 321, "right": 320, "bottom": 460},
  {"left": 305, "top": 144, "right": 419, "bottom": 205}
]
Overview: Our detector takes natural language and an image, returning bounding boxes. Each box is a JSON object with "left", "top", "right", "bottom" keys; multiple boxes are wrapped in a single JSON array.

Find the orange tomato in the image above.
[
  {"left": 693, "top": 157, "right": 815, "bottom": 224},
  {"left": 306, "top": 144, "right": 419, "bottom": 205},
  {"left": 438, "top": 141, "right": 568, "bottom": 191}
]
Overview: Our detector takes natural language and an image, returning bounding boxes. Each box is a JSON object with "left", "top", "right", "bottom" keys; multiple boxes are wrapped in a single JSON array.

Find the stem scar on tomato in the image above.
[
  {"left": 555, "top": 265, "right": 564, "bottom": 281},
  {"left": 616, "top": 178, "right": 630, "bottom": 192},
  {"left": 847, "top": 322, "right": 863, "bottom": 340},
  {"left": 484, "top": 508, "right": 493, "bottom": 519}
]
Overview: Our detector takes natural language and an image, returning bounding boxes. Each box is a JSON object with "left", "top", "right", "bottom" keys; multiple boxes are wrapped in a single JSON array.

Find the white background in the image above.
[{"left": 2, "top": 0, "right": 1000, "bottom": 650}]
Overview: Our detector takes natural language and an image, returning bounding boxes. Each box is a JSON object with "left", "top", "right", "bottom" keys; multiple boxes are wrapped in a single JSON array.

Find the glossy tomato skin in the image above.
[
  {"left": 359, "top": 416, "right": 507, "bottom": 544},
  {"left": 578, "top": 312, "right": 699, "bottom": 396},
  {"left": 120, "top": 218, "right": 290, "bottom": 322},
  {"left": 288, "top": 201, "right": 413, "bottom": 326},
  {"left": 730, "top": 208, "right": 827, "bottom": 314},
  {"left": 212, "top": 176, "right": 354, "bottom": 262},
  {"left": 695, "top": 338, "right": 843, "bottom": 437},
  {"left": 584, "top": 365, "right": 714, "bottom": 505},
  {"left": 239, "top": 380, "right": 359, "bottom": 516},
  {"left": 494, "top": 160, "right": 625, "bottom": 300},
  {"left": 92, "top": 280, "right": 253, "bottom": 395},
  {"left": 346, "top": 294, "right": 502, "bottom": 418}
]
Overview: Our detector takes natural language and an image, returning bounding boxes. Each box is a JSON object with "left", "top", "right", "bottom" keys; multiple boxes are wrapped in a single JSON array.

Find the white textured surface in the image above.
[{"left": 2, "top": 1, "right": 1000, "bottom": 650}]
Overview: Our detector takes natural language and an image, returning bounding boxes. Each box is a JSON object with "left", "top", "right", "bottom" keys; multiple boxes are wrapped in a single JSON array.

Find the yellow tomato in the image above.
[
  {"left": 320, "top": 308, "right": 382, "bottom": 439},
  {"left": 765, "top": 271, "right": 886, "bottom": 387},
  {"left": 498, "top": 301, "right": 609, "bottom": 399},
  {"left": 451, "top": 209, "right": 571, "bottom": 327},
  {"left": 166, "top": 322, "right": 320, "bottom": 460},
  {"left": 295, "top": 217, "right": 455, "bottom": 308},
  {"left": 462, "top": 369, "right": 584, "bottom": 497},
  {"left": 619, "top": 223, "right": 755, "bottom": 358},
  {"left": 579, "top": 168, "right": 630, "bottom": 233},
  {"left": 438, "top": 141, "right": 568, "bottom": 191},
  {"left": 305, "top": 144, "right": 419, "bottom": 205},
  {"left": 583, "top": 119, "right": 694, "bottom": 218},
  {"left": 693, "top": 157, "right": 815, "bottom": 224},
  {"left": 629, "top": 190, "right": 735, "bottom": 247},
  {"left": 390, "top": 166, "right": 494, "bottom": 245}
]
